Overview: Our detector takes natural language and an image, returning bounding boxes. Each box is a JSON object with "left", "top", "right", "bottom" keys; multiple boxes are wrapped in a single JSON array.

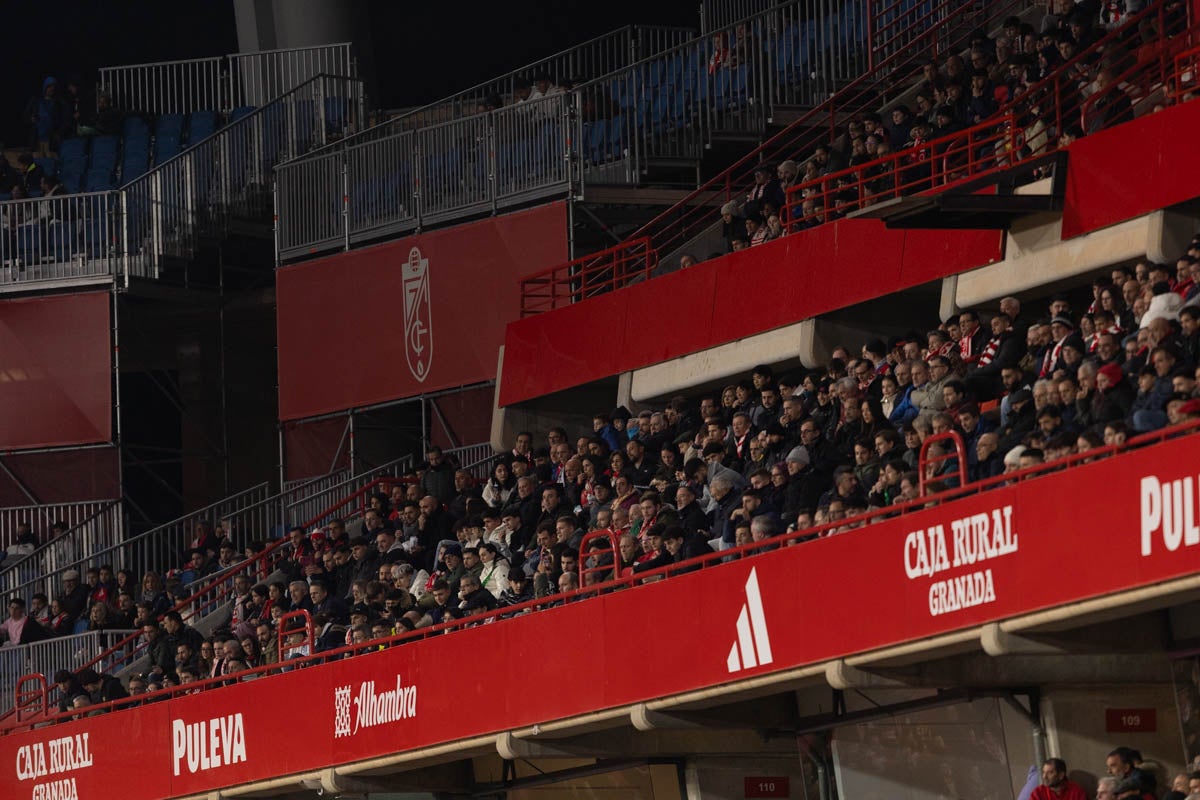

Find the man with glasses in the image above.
[{"left": 912, "top": 356, "right": 952, "bottom": 421}]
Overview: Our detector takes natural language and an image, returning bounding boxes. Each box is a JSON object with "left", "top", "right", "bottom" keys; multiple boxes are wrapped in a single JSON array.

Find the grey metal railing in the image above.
[
  {"left": 0, "top": 501, "right": 119, "bottom": 553},
  {"left": 0, "top": 192, "right": 121, "bottom": 286},
  {"left": 0, "top": 484, "right": 271, "bottom": 605},
  {"left": 121, "top": 74, "right": 364, "bottom": 276},
  {"left": 0, "top": 501, "right": 125, "bottom": 600},
  {"left": 303, "top": 26, "right": 695, "bottom": 158},
  {"left": 277, "top": 92, "right": 573, "bottom": 260},
  {"left": 99, "top": 43, "right": 355, "bottom": 115},
  {"left": 0, "top": 629, "right": 138, "bottom": 715}
]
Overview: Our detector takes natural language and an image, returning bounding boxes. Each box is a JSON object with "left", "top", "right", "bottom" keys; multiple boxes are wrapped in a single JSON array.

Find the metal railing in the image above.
[
  {"left": 514, "top": 0, "right": 1038, "bottom": 314},
  {"left": 0, "top": 502, "right": 125, "bottom": 600},
  {"left": 122, "top": 74, "right": 364, "bottom": 274},
  {"left": 0, "top": 192, "right": 121, "bottom": 286},
  {"left": 302, "top": 26, "right": 696, "bottom": 156},
  {"left": 0, "top": 75, "right": 362, "bottom": 291},
  {"left": 0, "top": 484, "right": 271, "bottom": 605},
  {"left": 0, "top": 630, "right": 137, "bottom": 715},
  {"left": 781, "top": 114, "right": 1021, "bottom": 227},
  {"left": 276, "top": 92, "right": 573, "bottom": 260},
  {"left": 520, "top": 238, "right": 658, "bottom": 316},
  {"left": 99, "top": 43, "right": 354, "bottom": 115},
  {"left": 0, "top": 501, "right": 118, "bottom": 553}
]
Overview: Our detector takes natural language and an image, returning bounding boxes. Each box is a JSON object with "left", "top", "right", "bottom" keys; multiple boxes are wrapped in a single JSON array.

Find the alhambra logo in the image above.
[
  {"left": 726, "top": 567, "right": 773, "bottom": 673},
  {"left": 333, "top": 674, "right": 418, "bottom": 738},
  {"left": 402, "top": 246, "right": 432, "bottom": 383}
]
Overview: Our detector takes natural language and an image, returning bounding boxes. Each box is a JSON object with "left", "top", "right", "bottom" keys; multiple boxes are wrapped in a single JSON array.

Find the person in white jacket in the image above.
[{"left": 477, "top": 542, "right": 511, "bottom": 599}]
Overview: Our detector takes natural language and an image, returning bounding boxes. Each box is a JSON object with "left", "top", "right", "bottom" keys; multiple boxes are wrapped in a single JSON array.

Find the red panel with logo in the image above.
[
  {"left": 0, "top": 291, "right": 112, "bottom": 450},
  {"left": 277, "top": 202, "right": 568, "bottom": 422},
  {"left": 3, "top": 435, "right": 1198, "bottom": 799}
]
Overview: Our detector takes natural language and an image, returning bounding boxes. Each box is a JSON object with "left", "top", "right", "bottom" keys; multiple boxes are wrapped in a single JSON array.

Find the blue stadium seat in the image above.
[
  {"left": 84, "top": 167, "right": 116, "bottom": 192},
  {"left": 91, "top": 135, "right": 120, "bottom": 159},
  {"left": 324, "top": 96, "right": 347, "bottom": 133},
  {"left": 34, "top": 157, "right": 58, "bottom": 178},
  {"left": 124, "top": 116, "right": 149, "bottom": 139},
  {"left": 85, "top": 219, "right": 110, "bottom": 258},
  {"left": 188, "top": 110, "right": 218, "bottom": 144},
  {"left": 89, "top": 151, "right": 118, "bottom": 174},
  {"left": 231, "top": 105, "right": 256, "bottom": 122},
  {"left": 121, "top": 146, "right": 150, "bottom": 182},
  {"left": 59, "top": 137, "right": 87, "bottom": 163},
  {"left": 156, "top": 113, "right": 185, "bottom": 138},
  {"left": 154, "top": 134, "right": 181, "bottom": 164},
  {"left": 46, "top": 221, "right": 75, "bottom": 262},
  {"left": 607, "top": 114, "right": 626, "bottom": 159},
  {"left": 16, "top": 223, "right": 40, "bottom": 263},
  {"left": 585, "top": 119, "right": 607, "bottom": 164}
]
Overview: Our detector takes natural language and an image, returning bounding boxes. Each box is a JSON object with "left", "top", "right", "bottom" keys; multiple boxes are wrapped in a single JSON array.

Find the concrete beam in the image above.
[
  {"left": 496, "top": 731, "right": 619, "bottom": 760},
  {"left": 825, "top": 659, "right": 912, "bottom": 690},
  {"left": 981, "top": 623, "right": 1071, "bottom": 656}
]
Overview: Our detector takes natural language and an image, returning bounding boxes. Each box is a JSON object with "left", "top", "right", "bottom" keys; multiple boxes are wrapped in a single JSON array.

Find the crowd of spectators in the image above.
[
  {"left": 1021, "top": 750, "right": 1200, "bottom": 800},
  {"left": 12, "top": 229, "right": 1200, "bottom": 712},
  {"left": 706, "top": 2, "right": 1189, "bottom": 256}
]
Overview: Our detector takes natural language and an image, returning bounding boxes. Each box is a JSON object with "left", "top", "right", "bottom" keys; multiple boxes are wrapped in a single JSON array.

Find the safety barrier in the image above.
[
  {"left": 0, "top": 502, "right": 125, "bottom": 600},
  {"left": 14, "top": 417, "right": 1200, "bottom": 736},
  {"left": 520, "top": 238, "right": 658, "bottom": 316},
  {"left": 275, "top": 0, "right": 872, "bottom": 261},
  {"left": 276, "top": 92, "right": 573, "bottom": 260},
  {"left": 0, "top": 192, "right": 121, "bottom": 286},
  {"left": 0, "top": 485, "right": 268, "bottom": 606},
  {"left": 782, "top": 114, "right": 1019, "bottom": 227},
  {"left": 0, "top": 500, "right": 119, "bottom": 552},
  {"left": 917, "top": 431, "right": 969, "bottom": 496},
  {"left": 99, "top": 43, "right": 354, "bottom": 115},
  {"left": 0, "top": 629, "right": 137, "bottom": 716},
  {"left": 0, "top": 75, "right": 362, "bottom": 292}
]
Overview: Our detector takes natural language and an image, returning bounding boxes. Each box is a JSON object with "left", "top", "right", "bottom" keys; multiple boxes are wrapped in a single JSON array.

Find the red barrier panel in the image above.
[
  {"left": 277, "top": 201, "right": 568, "bottom": 421},
  {"left": 500, "top": 223, "right": 1001, "bottom": 406},
  {"left": 0, "top": 291, "right": 112, "bottom": 450},
  {"left": 5, "top": 429, "right": 1198, "bottom": 799}
]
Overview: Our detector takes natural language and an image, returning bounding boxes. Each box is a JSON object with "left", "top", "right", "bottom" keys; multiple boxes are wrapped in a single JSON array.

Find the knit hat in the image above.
[
  {"left": 1097, "top": 362, "right": 1124, "bottom": 386},
  {"left": 786, "top": 446, "right": 810, "bottom": 465}
]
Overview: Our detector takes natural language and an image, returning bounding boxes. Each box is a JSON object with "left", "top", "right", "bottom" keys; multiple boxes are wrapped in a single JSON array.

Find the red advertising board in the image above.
[
  {"left": 0, "top": 291, "right": 112, "bottom": 450},
  {"left": 3, "top": 434, "right": 1199, "bottom": 799},
  {"left": 276, "top": 202, "right": 568, "bottom": 422}
]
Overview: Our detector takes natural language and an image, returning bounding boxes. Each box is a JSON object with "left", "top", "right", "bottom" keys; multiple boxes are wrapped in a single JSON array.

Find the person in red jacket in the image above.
[{"left": 1031, "top": 758, "right": 1086, "bottom": 800}]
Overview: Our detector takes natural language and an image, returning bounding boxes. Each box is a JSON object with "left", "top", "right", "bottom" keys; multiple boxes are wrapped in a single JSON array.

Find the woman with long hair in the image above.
[
  {"left": 477, "top": 542, "right": 511, "bottom": 599},
  {"left": 481, "top": 458, "right": 516, "bottom": 509}
]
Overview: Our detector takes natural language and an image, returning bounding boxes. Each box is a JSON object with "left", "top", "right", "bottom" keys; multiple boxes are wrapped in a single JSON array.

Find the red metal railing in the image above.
[
  {"left": 10, "top": 417, "right": 1200, "bottom": 733},
  {"left": 918, "top": 430, "right": 969, "bottom": 496},
  {"left": 578, "top": 529, "right": 621, "bottom": 585},
  {"left": 520, "top": 238, "right": 658, "bottom": 317},
  {"left": 516, "top": 0, "right": 1031, "bottom": 315},
  {"left": 14, "top": 675, "right": 46, "bottom": 723},
  {"left": 276, "top": 609, "right": 315, "bottom": 664},
  {"left": 782, "top": 114, "right": 1018, "bottom": 229}
]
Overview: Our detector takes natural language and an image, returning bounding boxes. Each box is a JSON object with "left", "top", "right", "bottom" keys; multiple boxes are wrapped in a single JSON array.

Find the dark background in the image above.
[{"left": 2, "top": 0, "right": 701, "bottom": 146}]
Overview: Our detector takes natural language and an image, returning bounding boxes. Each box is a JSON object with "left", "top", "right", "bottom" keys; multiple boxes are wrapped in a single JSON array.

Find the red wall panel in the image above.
[
  {"left": 501, "top": 224, "right": 1001, "bottom": 406},
  {"left": 3, "top": 433, "right": 1197, "bottom": 800},
  {"left": 282, "top": 417, "right": 352, "bottom": 482},
  {"left": 278, "top": 202, "right": 568, "bottom": 421},
  {"left": 0, "top": 447, "right": 120, "bottom": 505},
  {"left": 1062, "top": 99, "right": 1200, "bottom": 239},
  {"left": 0, "top": 291, "right": 112, "bottom": 449}
]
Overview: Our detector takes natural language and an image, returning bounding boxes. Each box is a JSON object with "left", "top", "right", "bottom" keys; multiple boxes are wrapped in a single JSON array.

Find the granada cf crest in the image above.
[{"left": 402, "top": 246, "right": 432, "bottom": 382}]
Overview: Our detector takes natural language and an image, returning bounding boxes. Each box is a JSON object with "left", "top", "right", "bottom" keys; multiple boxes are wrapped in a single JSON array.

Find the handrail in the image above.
[
  {"left": 15, "top": 416, "right": 1200, "bottom": 733},
  {"left": 579, "top": 529, "right": 622, "bottom": 585},
  {"left": 0, "top": 499, "right": 122, "bottom": 584},
  {"left": 276, "top": 609, "right": 315, "bottom": 664},
  {"left": 918, "top": 430, "right": 968, "bottom": 496},
  {"left": 781, "top": 114, "right": 1019, "bottom": 228},
  {"left": 13, "top": 675, "right": 46, "bottom": 723},
  {"left": 519, "top": 237, "right": 658, "bottom": 316}
]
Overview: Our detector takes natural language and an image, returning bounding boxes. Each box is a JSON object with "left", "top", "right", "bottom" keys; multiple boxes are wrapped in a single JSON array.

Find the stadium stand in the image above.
[{"left": 5, "top": 4, "right": 1200, "bottom": 799}]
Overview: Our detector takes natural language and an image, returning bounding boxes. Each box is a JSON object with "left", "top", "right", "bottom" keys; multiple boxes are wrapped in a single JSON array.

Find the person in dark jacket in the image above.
[
  {"left": 420, "top": 447, "right": 457, "bottom": 504},
  {"left": 77, "top": 668, "right": 129, "bottom": 706},
  {"left": 1093, "top": 362, "right": 1136, "bottom": 424}
]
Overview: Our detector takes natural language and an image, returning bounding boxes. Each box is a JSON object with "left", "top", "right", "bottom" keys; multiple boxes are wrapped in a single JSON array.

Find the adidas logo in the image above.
[{"left": 726, "top": 567, "right": 774, "bottom": 673}]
